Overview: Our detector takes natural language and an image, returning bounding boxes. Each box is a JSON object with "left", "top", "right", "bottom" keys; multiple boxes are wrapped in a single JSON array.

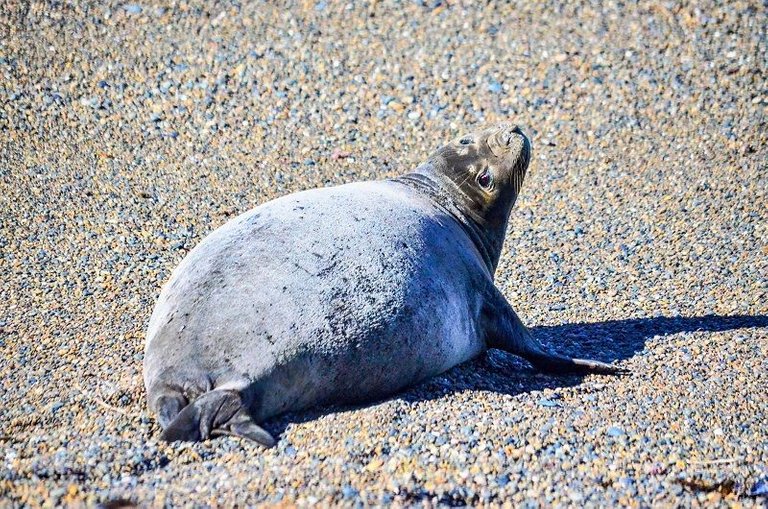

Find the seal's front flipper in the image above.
[
  {"left": 161, "top": 389, "right": 276, "bottom": 447},
  {"left": 522, "top": 347, "right": 629, "bottom": 375},
  {"left": 482, "top": 287, "right": 628, "bottom": 376}
]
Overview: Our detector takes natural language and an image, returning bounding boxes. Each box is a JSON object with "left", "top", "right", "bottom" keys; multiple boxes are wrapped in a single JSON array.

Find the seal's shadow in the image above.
[{"left": 263, "top": 314, "right": 768, "bottom": 438}]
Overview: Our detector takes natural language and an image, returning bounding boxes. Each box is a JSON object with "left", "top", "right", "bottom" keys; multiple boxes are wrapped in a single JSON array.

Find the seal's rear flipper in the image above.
[
  {"left": 154, "top": 392, "right": 187, "bottom": 429},
  {"left": 146, "top": 380, "right": 190, "bottom": 428},
  {"left": 210, "top": 414, "right": 277, "bottom": 446},
  {"left": 161, "top": 389, "right": 276, "bottom": 447}
]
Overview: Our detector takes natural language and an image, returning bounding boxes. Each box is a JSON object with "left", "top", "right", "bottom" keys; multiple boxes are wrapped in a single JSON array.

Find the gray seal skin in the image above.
[{"left": 143, "top": 123, "right": 625, "bottom": 446}]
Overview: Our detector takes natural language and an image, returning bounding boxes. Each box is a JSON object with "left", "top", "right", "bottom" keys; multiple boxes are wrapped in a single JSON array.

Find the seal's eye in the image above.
[
  {"left": 459, "top": 137, "right": 472, "bottom": 145},
  {"left": 477, "top": 169, "right": 493, "bottom": 189}
]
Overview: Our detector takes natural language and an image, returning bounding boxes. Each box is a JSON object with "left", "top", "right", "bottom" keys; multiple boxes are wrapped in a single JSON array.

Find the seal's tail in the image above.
[{"left": 159, "top": 389, "right": 276, "bottom": 447}]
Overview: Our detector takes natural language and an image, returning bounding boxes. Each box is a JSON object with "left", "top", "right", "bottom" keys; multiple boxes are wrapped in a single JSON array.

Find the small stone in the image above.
[
  {"left": 407, "top": 110, "right": 421, "bottom": 120},
  {"left": 341, "top": 485, "right": 358, "bottom": 499},
  {"left": 748, "top": 477, "right": 768, "bottom": 497},
  {"left": 123, "top": 4, "right": 142, "bottom": 14},
  {"left": 331, "top": 149, "right": 351, "bottom": 160}
]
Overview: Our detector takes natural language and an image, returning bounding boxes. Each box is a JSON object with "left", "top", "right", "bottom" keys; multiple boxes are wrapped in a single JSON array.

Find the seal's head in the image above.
[
  {"left": 433, "top": 123, "right": 531, "bottom": 224},
  {"left": 401, "top": 123, "right": 531, "bottom": 274}
]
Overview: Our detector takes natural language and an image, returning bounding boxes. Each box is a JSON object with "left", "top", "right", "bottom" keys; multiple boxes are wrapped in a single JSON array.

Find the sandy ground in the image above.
[{"left": 1, "top": 0, "right": 767, "bottom": 506}]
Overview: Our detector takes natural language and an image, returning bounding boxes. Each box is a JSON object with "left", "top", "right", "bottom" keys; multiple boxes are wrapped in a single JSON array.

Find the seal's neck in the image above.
[{"left": 393, "top": 165, "right": 508, "bottom": 278}]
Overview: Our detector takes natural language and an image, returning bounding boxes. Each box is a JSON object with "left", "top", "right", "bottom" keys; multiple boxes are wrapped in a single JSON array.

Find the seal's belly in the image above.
[
  {"left": 144, "top": 181, "right": 487, "bottom": 420},
  {"left": 249, "top": 278, "right": 484, "bottom": 420}
]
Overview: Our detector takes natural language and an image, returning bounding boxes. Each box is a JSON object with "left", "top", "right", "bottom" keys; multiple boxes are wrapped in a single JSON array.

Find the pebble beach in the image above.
[{"left": 2, "top": 0, "right": 767, "bottom": 506}]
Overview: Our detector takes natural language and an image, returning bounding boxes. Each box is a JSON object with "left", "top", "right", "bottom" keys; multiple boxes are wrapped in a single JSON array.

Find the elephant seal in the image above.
[{"left": 143, "top": 123, "right": 624, "bottom": 446}]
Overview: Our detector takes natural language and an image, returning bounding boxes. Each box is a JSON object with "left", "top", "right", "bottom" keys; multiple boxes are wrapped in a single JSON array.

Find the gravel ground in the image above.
[{"left": 2, "top": 0, "right": 767, "bottom": 506}]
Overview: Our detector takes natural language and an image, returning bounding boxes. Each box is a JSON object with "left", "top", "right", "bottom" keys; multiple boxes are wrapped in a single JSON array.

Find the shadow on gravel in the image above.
[
  {"left": 264, "top": 314, "right": 768, "bottom": 439},
  {"left": 534, "top": 313, "right": 768, "bottom": 366}
]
